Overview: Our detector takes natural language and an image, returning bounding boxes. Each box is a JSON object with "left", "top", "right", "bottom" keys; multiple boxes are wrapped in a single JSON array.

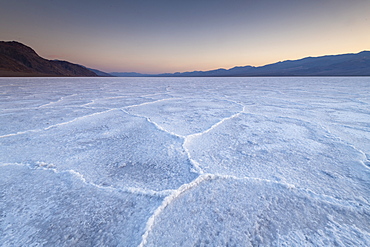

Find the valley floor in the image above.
[{"left": 1, "top": 77, "right": 369, "bottom": 246}]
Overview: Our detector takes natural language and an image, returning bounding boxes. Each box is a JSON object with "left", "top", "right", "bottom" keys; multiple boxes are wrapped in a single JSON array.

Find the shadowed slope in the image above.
[{"left": 0, "top": 41, "right": 97, "bottom": 77}]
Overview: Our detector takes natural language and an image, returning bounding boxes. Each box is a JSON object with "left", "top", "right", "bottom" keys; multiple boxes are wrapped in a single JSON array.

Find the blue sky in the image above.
[{"left": 1, "top": 0, "right": 369, "bottom": 73}]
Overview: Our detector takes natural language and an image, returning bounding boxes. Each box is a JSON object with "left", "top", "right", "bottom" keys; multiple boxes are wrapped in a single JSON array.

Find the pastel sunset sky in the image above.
[{"left": 1, "top": 0, "right": 369, "bottom": 73}]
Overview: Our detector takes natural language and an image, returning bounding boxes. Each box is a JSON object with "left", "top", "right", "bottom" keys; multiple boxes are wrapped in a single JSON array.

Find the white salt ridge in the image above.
[
  {"left": 0, "top": 162, "right": 173, "bottom": 197},
  {"left": 0, "top": 95, "right": 176, "bottom": 138},
  {"left": 142, "top": 175, "right": 369, "bottom": 246},
  {"left": 38, "top": 94, "right": 75, "bottom": 108},
  {"left": 124, "top": 97, "right": 177, "bottom": 110},
  {"left": 139, "top": 174, "right": 217, "bottom": 247},
  {"left": 0, "top": 109, "right": 114, "bottom": 138}
]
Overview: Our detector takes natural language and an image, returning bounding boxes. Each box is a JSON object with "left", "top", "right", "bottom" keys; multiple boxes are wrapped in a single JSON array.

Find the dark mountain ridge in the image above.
[
  {"left": 0, "top": 41, "right": 98, "bottom": 77},
  {"left": 153, "top": 51, "right": 370, "bottom": 77},
  {"left": 112, "top": 51, "right": 370, "bottom": 77}
]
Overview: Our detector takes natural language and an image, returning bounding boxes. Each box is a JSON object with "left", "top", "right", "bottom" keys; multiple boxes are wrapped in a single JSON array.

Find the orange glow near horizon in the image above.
[{"left": 1, "top": 0, "right": 369, "bottom": 74}]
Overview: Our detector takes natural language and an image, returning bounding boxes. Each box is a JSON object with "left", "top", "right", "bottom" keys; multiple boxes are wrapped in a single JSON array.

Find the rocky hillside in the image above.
[{"left": 0, "top": 41, "right": 98, "bottom": 77}]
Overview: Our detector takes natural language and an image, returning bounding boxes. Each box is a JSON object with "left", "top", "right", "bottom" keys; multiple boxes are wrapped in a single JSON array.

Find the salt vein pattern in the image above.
[{"left": 1, "top": 77, "right": 369, "bottom": 246}]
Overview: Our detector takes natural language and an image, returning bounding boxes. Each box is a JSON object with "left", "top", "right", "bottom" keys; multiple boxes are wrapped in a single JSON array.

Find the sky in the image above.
[{"left": 1, "top": 0, "right": 370, "bottom": 74}]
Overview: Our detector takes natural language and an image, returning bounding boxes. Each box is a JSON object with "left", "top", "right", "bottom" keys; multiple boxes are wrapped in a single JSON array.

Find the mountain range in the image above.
[
  {"left": 1, "top": 41, "right": 369, "bottom": 77},
  {"left": 113, "top": 51, "right": 370, "bottom": 77}
]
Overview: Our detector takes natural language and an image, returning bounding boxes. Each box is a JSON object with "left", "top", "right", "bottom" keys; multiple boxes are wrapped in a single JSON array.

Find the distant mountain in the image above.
[
  {"left": 0, "top": 41, "right": 98, "bottom": 77},
  {"left": 241, "top": 51, "right": 370, "bottom": 77},
  {"left": 88, "top": 68, "right": 113, "bottom": 77},
  {"left": 114, "top": 51, "right": 370, "bottom": 77},
  {"left": 81, "top": 66, "right": 114, "bottom": 77},
  {"left": 110, "top": 72, "right": 150, "bottom": 77}
]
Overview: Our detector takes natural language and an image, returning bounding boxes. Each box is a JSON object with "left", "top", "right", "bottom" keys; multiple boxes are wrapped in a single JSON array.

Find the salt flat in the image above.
[{"left": 1, "top": 77, "right": 369, "bottom": 246}]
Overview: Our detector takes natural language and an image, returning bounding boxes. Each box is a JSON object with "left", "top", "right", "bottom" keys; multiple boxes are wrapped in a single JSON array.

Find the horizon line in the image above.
[{"left": 108, "top": 50, "right": 370, "bottom": 75}]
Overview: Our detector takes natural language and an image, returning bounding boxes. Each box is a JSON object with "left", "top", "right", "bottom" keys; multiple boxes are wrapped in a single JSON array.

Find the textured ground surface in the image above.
[{"left": 1, "top": 77, "right": 369, "bottom": 246}]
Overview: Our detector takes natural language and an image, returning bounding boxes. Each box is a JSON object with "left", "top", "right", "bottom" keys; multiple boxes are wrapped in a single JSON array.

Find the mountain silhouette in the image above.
[
  {"left": 0, "top": 41, "right": 97, "bottom": 77},
  {"left": 154, "top": 51, "right": 370, "bottom": 77}
]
